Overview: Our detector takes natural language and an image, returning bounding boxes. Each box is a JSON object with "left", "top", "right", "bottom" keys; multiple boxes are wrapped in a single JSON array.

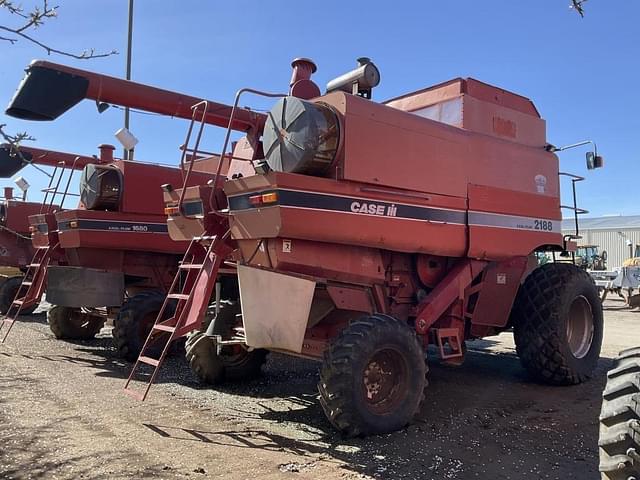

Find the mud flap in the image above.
[
  {"left": 46, "top": 266, "right": 124, "bottom": 307},
  {"left": 237, "top": 265, "right": 315, "bottom": 353}
]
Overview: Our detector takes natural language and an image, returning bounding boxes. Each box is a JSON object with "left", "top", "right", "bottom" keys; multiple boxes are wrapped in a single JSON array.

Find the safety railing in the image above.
[
  {"left": 558, "top": 172, "right": 589, "bottom": 243},
  {"left": 40, "top": 158, "right": 81, "bottom": 214},
  {"left": 178, "top": 89, "right": 287, "bottom": 217}
]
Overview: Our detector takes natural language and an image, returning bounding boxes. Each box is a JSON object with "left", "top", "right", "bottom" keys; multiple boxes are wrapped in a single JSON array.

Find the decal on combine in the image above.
[
  {"left": 228, "top": 189, "right": 560, "bottom": 234},
  {"left": 57, "top": 219, "right": 169, "bottom": 233},
  {"left": 229, "top": 189, "right": 467, "bottom": 224},
  {"left": 468, "top": 212, "right": 560, "bottom": 234}
]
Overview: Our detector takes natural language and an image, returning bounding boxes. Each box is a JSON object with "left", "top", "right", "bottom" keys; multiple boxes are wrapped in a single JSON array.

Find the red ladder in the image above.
[
  {"left": 123, "top": 233, "right": 232, "bottom": 401},
  {"left": 0, "top": 245, "right": 53, "bottom": 343}
]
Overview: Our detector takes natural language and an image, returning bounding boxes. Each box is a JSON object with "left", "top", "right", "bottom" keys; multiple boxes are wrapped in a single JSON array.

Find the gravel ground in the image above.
[{"left": 0, "top": 297, "right": 638, "bottom": 479}]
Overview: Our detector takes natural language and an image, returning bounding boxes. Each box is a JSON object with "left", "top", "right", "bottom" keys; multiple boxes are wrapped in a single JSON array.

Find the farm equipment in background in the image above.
[
  {"left": 0, "top": 143, "right": 104, "bottom": 342},
  {"left": 576, "top": 244, "right": 607, "bottom": 270},
  {"left": 2, "top": 60, "right": 248, "bottom": 357},
  {"left": 118, "top": 57, "right": 603, "bottom": 436},
  {"left": 0, "top": 182, "right": 41, "bottom": 314}
]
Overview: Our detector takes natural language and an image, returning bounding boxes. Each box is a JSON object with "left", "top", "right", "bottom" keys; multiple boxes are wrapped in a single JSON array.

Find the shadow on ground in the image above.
[{"left": 143, "top": 349, "right": 610, "bottom": 480}]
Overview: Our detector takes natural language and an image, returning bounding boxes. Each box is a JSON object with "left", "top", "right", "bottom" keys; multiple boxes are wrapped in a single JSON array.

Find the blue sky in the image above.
[{"left": 0, "top": 0, "right": 638, "bottom": 216}]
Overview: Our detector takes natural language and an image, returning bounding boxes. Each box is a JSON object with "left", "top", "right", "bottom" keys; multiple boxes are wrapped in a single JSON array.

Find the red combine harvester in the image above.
[
  {"left": 0, "top": 143, "right": 107, "bottom": 341},
  {"left": 121, "top": 58, "right": 604, "bottom": 435},
  {"left": 2, "top": 61, "right": 253, "bottom": 357},
  {"left": 0, "top": 167, "right": 40, "bottom": 313}
]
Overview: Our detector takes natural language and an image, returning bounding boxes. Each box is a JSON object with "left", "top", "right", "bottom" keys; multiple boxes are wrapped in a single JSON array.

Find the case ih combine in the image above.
[
  {"left": 0, "top": 142, "right": 113, "bottom": 342},
  {"left": 0, "top": 180, "right": 41, "bottom": 314},
  {"left": 0, "top": 143, "right": 104, "bottom": 323},
  {"left": 117, "top": 57, "right": 603, "bottom": 436},
  {"left": 1, "top": 61, "right": 244, "bottom": 356}
]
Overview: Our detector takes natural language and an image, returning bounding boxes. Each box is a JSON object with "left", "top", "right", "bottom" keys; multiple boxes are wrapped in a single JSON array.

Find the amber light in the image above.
[
  {"left": 69, "top": 220, "right": 78, "bottom": 228},
  {"left": 164, "top": 205, "right": 180, "bottom": 216},
  {"left": 249, "top": 192, "right": 279, "bottom": 207},
  {"left": 28, "top": 226, "right": 35, "bottom": 232}
]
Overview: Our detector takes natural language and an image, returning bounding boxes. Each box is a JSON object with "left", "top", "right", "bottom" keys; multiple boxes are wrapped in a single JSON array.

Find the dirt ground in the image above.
[{"left": 0, "top": 297, "right": 638, "bottom": 480}]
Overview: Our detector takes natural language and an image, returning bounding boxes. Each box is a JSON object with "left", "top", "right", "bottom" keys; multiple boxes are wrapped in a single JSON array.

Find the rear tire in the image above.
[
  {"left": 0, "top": 276, "right": 38, "bottom": 315},
  {"left": 185, "top": 302, "right": 267, "bottom": 385},
  {"left": 113, "top": 291, "right": 166, "bottom": 361},
  {"left": 318, "top": 314, "right": 427, "bottom": 437},
  {"left": 48, "top": 306, "right": 105, "bottom": 340},
  {"left": 599, "top": 348, "right": 640, "bottom": 479},
  {"left": 512, "top": 263, "right": 603, "bottom": 385}
]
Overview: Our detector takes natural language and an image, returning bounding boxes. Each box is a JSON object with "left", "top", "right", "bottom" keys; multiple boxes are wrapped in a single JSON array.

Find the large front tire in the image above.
[
  {"left": 48, "top": 306, "right": 105, "bottom": 340},
  {"left": 0, "top": 276, "right": 38, "bottom": 315},
  {"left": 512, "top": 263, "right": 603, "bottom": 385},
  {"left": 113, "top": 291, "right": 166, "bottom": 361},
  {"left": 599, "top": 348, "right": 640, "bottom": 479},
  {"left": 318, "top": 314, "right": 427, "bottom": 437},
  {"left": 185, "top": 302, "right": 267, "bottom": 385}
]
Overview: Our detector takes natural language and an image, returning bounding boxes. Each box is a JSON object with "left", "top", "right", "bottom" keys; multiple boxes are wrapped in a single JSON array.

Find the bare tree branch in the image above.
[
  {"left": 1, "top": 0, "right": 117, "bottom": 59},
  {"left": 570, "top": 0, "right": 588, "bottom": 17},
  {"left": 0, "top": 124, "right": 51, "bottom": 177}
]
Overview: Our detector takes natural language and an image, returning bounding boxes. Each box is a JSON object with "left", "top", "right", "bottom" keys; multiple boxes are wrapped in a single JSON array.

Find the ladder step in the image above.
[
  {"left": 194, "top": 235, "right": 216, "bottom": 241},
  {"left": 29, "top": 263, "right": 41, "bottom": 268},
  {"left": 122, "top": 388, "right": 145, "bottom": 401},
  {"left": 21, "top": 281, "right": 32, "bottom": 286},
  {"left": 167, "top": 293, "right": 190, "bottom": 301},
  {"left": 179, "top": 263, "right": 203, "bottom": 269},
  {"left": 12, "top": 300, "right": 24, "bottom": 306},
  {"left": 152, "top": 324, "right": 176, "bottom": 333},
  {"left": 138, "top": 356, "right": 160, "bottom": 367},
  {"left": 2, "top": 318, "right": 15, "bottom": 326}
]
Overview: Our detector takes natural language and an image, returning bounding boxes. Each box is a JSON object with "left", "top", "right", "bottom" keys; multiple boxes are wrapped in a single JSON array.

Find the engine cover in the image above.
[{"left": 262, "top": 96, "right": 339, "bottom": 175}]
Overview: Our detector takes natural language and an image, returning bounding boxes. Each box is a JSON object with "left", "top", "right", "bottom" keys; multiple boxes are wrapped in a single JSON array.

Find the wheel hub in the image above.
[
  {"left": 362, "top": 348, "right": 409, "bottom": 414},
  {"left": 566, "top": 295, "right": 595, "bottom": 359}
]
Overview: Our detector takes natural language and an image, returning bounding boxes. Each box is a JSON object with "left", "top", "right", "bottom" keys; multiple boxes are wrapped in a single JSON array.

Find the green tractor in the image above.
[{"left": 576, "top": 244, "right": 607, "bottom": 271}]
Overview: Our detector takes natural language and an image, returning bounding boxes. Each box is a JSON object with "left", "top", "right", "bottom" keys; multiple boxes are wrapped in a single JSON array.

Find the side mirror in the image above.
[{"left": 586, "top": 151, "right": 604, "bottom": 170}]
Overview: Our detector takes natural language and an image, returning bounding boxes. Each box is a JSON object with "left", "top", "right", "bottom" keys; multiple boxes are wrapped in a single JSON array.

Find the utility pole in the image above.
[{"left": 124, "top": 0, "right": 134, "bottom": 160}]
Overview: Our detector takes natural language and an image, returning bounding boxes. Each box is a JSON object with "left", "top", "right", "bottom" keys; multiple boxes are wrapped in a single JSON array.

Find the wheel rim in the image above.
[
  {"left": 566, "top": 295, "right": 594, "bottom": 359},
  {"left": 362, "top": 347, "right": 409, "bottom": 415}
]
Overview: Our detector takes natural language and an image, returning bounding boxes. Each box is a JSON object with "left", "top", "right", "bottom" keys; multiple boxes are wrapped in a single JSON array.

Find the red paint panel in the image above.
[
  {"left": 267, "top": 238, "right": 385, "bottom": 285},
  {"left": 326, "top": 285, "right": 373, "bottom": 313},
  {"left": 469, "top": 227, "right": 559, "bottom": 260},
  {"left": 468, "top": 183, "right": 560, "bottom": 219},
  {"left": 469, "top": 257, "right": 528, "bottom": 328}
]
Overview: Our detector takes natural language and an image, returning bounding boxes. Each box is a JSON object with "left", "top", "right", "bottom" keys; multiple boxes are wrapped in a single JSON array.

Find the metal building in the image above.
[{"left": 562, "top": 215, "right": 640, "bottom": 268}]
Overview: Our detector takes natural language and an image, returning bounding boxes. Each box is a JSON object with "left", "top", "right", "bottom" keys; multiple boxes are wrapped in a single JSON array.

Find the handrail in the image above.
[
  {"left": 559, "top": 171, "right": 587, "bottom": 245},
  {"left": 208, "top": 88, "right": 288, "bottom": 215},
  {"left": 178, "top": 101, "right": 210, "bottom": 208},
  {"left": 59, "top": 157, "right": 80, "bottom": 208}
]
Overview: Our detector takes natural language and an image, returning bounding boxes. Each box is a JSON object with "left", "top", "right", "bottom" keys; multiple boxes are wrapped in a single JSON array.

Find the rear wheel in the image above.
[
  {"left": 512, "top": 263, "right": 603, "bottom": 385},
  {"left": 0, "top": 276, "right": 38, "bottom": 315},
  {"left": 318, "top": 314, "right": 427, "bottom": 437},
  {"left": 48, "top": 306, "right": 105, "bottom": 340},
  {"left": 186, "top": 302, "right": 267, "bottom": 384},
  {"left": 113, "top": 291, "right": 167, "bottom": 361},
  {"left": 599, "top": 348, "right": 640, "bottom": 479}
]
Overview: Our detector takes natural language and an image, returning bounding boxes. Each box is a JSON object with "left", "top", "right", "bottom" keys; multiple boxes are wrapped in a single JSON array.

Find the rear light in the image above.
[
  {"left": 249, "top": 192, "right": 279, "bottom": 207},
  {"left": 29, "top": 226, "right": 35, "bottom": 232},
  {"left": 69, "top": 220, "right": 78, "bottom": 228},
  {"left": 164, "top": 205, "right": 180, "bottom": 216},
  {"left": 261, "top": 192, "right": 278, "bottom": 204},
  {"left": 248, "top": 195, "right": 262, "bottom": 206}
]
